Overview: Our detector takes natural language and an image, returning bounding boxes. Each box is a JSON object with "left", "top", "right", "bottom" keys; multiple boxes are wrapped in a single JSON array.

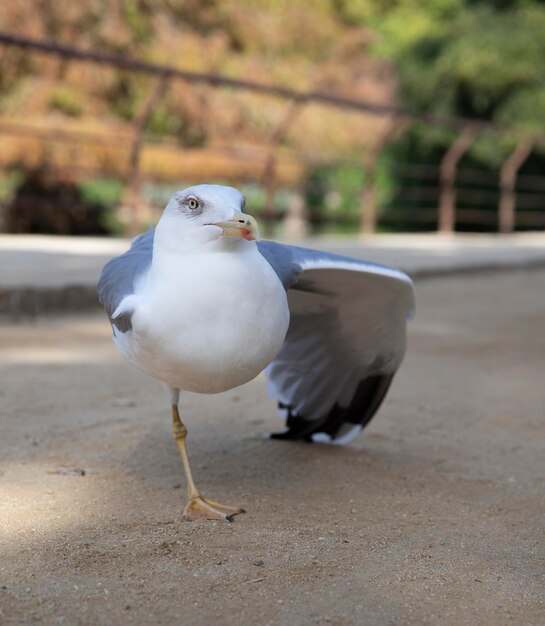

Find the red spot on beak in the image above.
[{"left": 241, "top": 228, "right": 255, "bottom": 241}]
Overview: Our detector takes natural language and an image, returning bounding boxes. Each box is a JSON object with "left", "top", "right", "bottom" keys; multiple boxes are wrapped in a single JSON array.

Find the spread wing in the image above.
[
  {"left": 97, "top": 229, "right": 153, "bottom": 332},
  {"left": 257, "top": 241, "right": 415, "bottom": 445}
]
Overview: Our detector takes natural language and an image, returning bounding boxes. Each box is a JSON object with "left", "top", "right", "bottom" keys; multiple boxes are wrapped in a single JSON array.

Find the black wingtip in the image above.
[
  {"left": 270, "top": 430, "right": 314, "bottom": 443},
  {"left": 270, "top": 431, "right": 293, "bottom": 440},
  {"left": 270, "top": 374, "right": 396, "bottom": 443}
]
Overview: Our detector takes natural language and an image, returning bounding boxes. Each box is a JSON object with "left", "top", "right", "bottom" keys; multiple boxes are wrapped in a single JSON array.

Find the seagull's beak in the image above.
[{"left": 212, "top": 211, "right": 259, "bottom": 241}]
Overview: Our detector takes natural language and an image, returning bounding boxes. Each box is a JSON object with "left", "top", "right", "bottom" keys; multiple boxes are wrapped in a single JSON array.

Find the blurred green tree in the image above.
[{"left": 349, "top": 0, "right": 545, "bottom": 228}]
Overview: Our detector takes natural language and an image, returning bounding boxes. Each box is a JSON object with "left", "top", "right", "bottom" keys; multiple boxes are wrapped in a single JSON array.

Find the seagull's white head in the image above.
[{"left": 156, "top": 184, "right": 258, "bottom": 252}]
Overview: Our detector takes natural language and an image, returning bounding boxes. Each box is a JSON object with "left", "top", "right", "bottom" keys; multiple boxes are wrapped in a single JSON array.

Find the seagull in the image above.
[{"left": 98, "top": 184, "right": 414, "bottom": 522}]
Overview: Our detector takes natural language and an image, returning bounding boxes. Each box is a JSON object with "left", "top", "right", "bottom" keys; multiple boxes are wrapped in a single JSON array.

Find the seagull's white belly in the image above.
[{"left": 115, "top": 248, "right": 290, "bottom": 393}]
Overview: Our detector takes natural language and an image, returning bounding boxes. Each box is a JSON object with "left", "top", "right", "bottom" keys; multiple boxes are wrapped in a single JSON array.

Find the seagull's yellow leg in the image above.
[{"left": 171, "top": 404, "right": 244, "bottom": 522}]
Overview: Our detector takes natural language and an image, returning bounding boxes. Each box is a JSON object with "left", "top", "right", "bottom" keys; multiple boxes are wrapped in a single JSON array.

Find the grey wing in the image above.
[
  {"left": 257, "top": 241, "right": 415, "bottom": 445},
  {"left": 97, "top": 228, "right": 154, "bottom": 332}
]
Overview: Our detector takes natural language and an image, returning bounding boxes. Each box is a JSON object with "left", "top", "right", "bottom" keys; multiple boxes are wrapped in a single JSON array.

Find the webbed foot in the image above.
[{"left": 183, "top": 496, "right": 245, "bottom": 522}]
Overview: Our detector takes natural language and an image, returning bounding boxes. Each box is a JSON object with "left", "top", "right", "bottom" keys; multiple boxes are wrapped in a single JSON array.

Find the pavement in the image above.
[
  {"left": 1, "top": 269, "right": 544, "bottom": 625},
  {"left": 1, "top": 232, "right": 545, "bottom": 314}
]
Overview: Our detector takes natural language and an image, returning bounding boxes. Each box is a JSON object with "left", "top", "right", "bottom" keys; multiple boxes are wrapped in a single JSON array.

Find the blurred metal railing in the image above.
[{"left": 0, "top": 31, "right": 544, "bottom": 235}]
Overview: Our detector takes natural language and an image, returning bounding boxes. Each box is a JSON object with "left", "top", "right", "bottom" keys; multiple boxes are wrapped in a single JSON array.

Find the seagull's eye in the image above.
[{"left": 187, "top": 197, "right": 200, "bottom": 211}]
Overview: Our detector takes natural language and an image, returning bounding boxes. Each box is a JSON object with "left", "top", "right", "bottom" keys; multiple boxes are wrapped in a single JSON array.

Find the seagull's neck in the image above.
[{"left": 151, "top": 233, "right": 253, "bottom": 278}]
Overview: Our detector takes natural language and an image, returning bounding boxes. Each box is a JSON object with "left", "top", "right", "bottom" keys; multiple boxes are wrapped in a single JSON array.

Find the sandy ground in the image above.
[{"left": 1, "top": 270, "right": 544, "bottom": 625}]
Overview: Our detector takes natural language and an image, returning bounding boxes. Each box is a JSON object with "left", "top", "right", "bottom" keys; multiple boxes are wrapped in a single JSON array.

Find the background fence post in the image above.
[
  {"left": 498, "top": 140, "right": 533, "bottom": 234},
  {"left": 123, "top": 77, "right": 169, "bottom": 236},
  {"left": 438, "top": 127, "right": 476, "bottom": 234},
  {"left": 360, "top": 147, "right": 379, "bottom": 235},
  {"left": 261, "top": 155, "right": 278, "bottom": 238},
  {"left": 261, "top": 98, "right": 306, "bottom": 236},
  {"left": 359, "top": 118, "right": 403, "bottom": 236},
  {"left": 283, "top": 188, "right": 308, "bottom": 239}
]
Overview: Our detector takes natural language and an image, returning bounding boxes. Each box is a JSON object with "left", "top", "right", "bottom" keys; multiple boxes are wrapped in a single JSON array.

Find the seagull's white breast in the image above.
[{"left": 115, "top": 244, "right": 290, "bottom": 393}]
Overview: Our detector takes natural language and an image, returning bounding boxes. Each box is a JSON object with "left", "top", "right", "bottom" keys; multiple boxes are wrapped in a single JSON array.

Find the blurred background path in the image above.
[{"left": 2, "top": 233, "right": 545, "bottom": 314}]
